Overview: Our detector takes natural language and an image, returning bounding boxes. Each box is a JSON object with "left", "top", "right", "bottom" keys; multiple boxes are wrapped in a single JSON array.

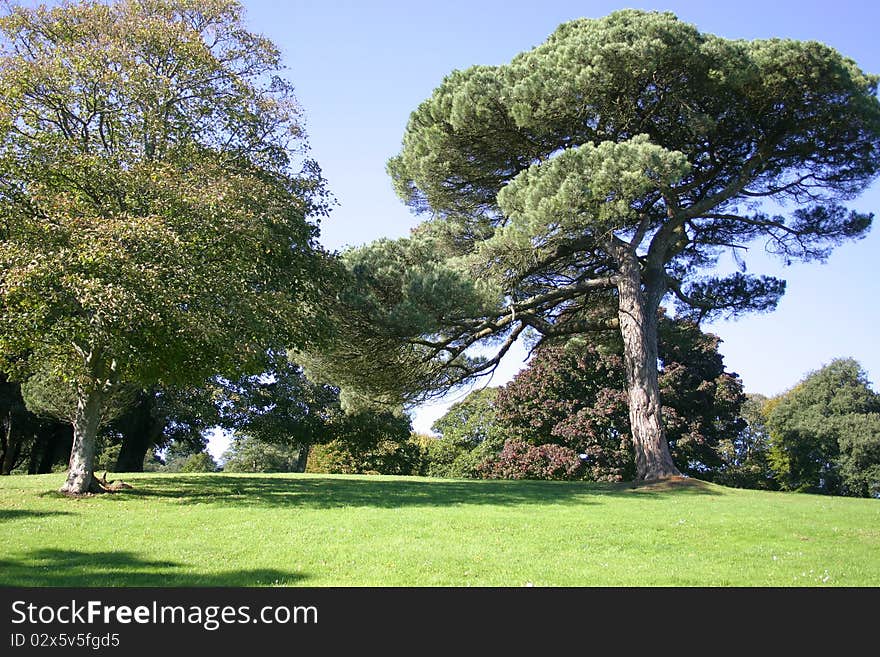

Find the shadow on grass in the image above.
[
  {"left": 0, "top": 509, "right": 73, "bottom": 522},
  {"left": 90, "top": 474, "right": 721, "bottom": 510},
  {"left": 0, "top": 548, "right": 305, "bottom": 587}
]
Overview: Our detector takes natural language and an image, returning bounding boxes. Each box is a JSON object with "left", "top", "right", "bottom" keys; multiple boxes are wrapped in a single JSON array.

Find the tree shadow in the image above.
[
  {"left": 93, "top": 474, "right": 721, "bottom": 510},
  {"left": 0, "top": 509, "right": 73, "bottom": 522},
  {"left": 0, "top": 548, "right": 306, "bottom": 587}
]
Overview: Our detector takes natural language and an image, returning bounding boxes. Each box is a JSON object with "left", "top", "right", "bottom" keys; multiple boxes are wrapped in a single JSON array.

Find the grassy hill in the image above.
[{"left": 1, "top": 472, "right": 877, "bottom": 586}]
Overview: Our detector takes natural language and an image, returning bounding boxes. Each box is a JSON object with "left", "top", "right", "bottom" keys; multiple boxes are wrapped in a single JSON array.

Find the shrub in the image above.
[
  {"left": 307, "top": 437, "right": 426, "bottom": 476},
  {"left": 476, "top": 439, "right": 583, "bottom": 480}
]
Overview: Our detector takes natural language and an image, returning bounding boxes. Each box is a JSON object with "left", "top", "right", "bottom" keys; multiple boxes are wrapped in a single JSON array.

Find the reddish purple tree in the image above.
[{"left": 495, "top": 316, "right": 746, "bottom": 481}]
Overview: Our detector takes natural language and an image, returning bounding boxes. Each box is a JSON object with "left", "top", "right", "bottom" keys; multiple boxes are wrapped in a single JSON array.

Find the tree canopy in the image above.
[
  {"left": 431, "top": 387, "right": 500, "bottom": 447},
  {"left": 221, "top": 434, "right": 305, "bottom": 473},
  {"left": 219, "top": 351, "right": 342, "bottom": 472},
  {"left": 767, "top": 358, "right": 880, "bottom": 496},
  {"left": 0, "top": 0, "right": 330, "bottom": 493},
  {"left": 305, "top": 10, "right": 880, "bottom": 480},
  {"left": 714, "top": 393, "right": 777, "bottom": 490}
]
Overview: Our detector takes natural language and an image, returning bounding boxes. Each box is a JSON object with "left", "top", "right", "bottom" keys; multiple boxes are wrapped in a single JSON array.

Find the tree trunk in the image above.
[
  {"left": 34, "top": 424, "right": 72, "bottom": 474},
  {"left": 60, "top": 388, "right": 104, "bottom": 494},
  {"left": 28, "top": 426, "right": 50, "bottom": 475},
  {"left": 1, "top": 414, "right": 18, "bottom": 475},
  {"left": 293, "top": 443, "right": 311, "bottom": 473},
  {"left": 115, "top": 390, "right": 162, "bottom": 472},
  {"left": 615, "top": 246, "right": 680, "bottom": 481},
  {"left": 115, "top": 434, "right": 151, "bottom": 472}
]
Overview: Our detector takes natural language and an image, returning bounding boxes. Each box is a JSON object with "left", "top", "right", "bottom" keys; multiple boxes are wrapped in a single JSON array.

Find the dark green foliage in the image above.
[
  {"left": 835, "top": 414, "right": 880, "bottom": 498},
  {"left": 308, "top": 9, "right": 880, "bottom": 481},
  {"left": 657, "top": 318, "right": 747, "bottom": 475},
  {"left": 379, "top": 7, "right": 880, "bottom": 375},
  {"left": 20, "top": 367, "right": 135, "bottom": 426},
  {"left": 180, "top": 452, "right": 218, "bottom": 473},
  {"left": 422, "top": 437, "right": 470, "bottom": 478},
  {"left": 307, "top": 412, "right": 420, "bottom": 475},
  {"left": 141, "top": 448, "right": 167, "bottom": 473},
  {"left": 106, "top": 389, "right": 165, "bottom": 473},
  {"left": 423, "top": 430, "right": 504, "bottom": 479},
  {"left": 95, "top": 443, "right": 122, "bottom": 473},
  {"left": 2, "top": 375, "right": 223, "bottom": 476},
  {"left": 155, "top": 437, "right": 209, "bottom": 473},
  {"left": 1, "top": 374, "right": 38, "bottom": 474},
  {"left": 0, "top": 0, "right": 332, "bottom": 493},
  {"left": 222, "top": 351, "right": 339, "bottom": 452},
  {"left": 96, "top": 383, "right": 220, "bottom": 473},
  {"left": 767, "top": 358, "right": 880, "bottom": 496},
  {"left": 1, "top": 373, "right": 72, "bottom": 475},
  {"left": 222, "top": 352, "right": 428, "bottom": 476},
  {"left": 218, "top": 351, "right": 353, "bottom": 473}
]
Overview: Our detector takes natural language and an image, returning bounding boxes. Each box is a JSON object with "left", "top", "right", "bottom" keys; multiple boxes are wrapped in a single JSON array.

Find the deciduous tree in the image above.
[
  {"left": 220, "top": 351, "right": 341, "bottom": 472},
  {"left": 494, "top": 315, "right": 745, "bottom": 481},
  {"left": 715, "top": 394, "right": 777, "bottom": 490},
  {"left": 0, "top": 0, "right": 329, "bottom": 493},
  {"left": 767, "top": 358, "right": 880, "bottom": 496},
  {"left": 431, "top": 387, "right": 500, "bottom": 447},
  {"left": 221, "top": 434, "right": 305, "bottom": 473}
]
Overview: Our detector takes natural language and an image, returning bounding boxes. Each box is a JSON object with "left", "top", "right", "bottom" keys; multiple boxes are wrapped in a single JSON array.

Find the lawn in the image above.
[{"left": 0, "top": 472, "right": 878, "bottom": 586}]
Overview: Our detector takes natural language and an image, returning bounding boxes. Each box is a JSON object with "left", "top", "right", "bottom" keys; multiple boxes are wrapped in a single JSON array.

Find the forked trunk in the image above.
[
  {"left": 615, "top": 248, "right": 680, "bottom": 481},
  {"left": 60, "top": 388, "right": 104, "bottom": 494}
]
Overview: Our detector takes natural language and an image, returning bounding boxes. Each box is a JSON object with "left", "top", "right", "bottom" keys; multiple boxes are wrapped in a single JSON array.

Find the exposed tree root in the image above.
[
  {"left": 628, "top": 476, "right": 713, "bottom": 492},
  {"left": 60, "top": 471, "right": 133, "bottom": 497}
]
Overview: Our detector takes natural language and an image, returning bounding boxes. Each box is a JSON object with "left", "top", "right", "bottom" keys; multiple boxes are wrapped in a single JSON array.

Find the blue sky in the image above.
[{"left": 216, "top": 0, "right": 880, "bottom": 449}]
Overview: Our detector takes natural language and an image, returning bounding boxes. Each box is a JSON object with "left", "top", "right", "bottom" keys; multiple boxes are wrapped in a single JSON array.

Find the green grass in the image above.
[{"left": 1, "top": 472, "right": 878, "bottom": 586}]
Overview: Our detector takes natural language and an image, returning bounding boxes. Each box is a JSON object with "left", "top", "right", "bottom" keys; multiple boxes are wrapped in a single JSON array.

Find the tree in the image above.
[
  {"left": 715, "top": 394, "right": 777, "bottom": 490},
  {"left": 305, "top": 10, "right": 880, "bottom": 481},
  {"left": 834, "top": 413, "right": 880, "bottom": 498},
  {"left": 0, "top": 0, "right": 329, "bottom": 493},
  {"left": 655, "top": 317, "right": 746, "bottom": 475},
  {"left": 25, "top": 422, "right": 73, "bottom": 475},
  {"left": 179, "top": 451, "right": 217, "bottom": 473},
  {"left": 104, "top": 388, "right": 165, "bottom": 473},
  {"left": 307, "top": 411, "right": 420, "bottom": 475},
  {"left": 0, "top": 373, "right": 38, "bottom": 474},
  {"left": 156, "top": 436, "right": 211, "bottom": 472},
  {"left": 105, "top": 382, "right": 222, "bottom": 472},
  {"left": 494, "top": 341, "right": 632, "bottom": 482},
  {"left": 494, "top": 315, "right": 745, "bottom": 481},
  {"left": 221, "top": 434, "right": 305, "bottom": 473},
  {"left": 431, "top": 387, "right": 500, "bottom": 446},
  {"left": 426, "top": 388, "right": 505, "bottom": 478},
  {"left": 221, "top": 351, "right": 340, "bottom": 473},
  {"left": 767, "top": 358, "right": 880, "bottom": 496},
  {"left": 476, "top": 440, "right": 584, "bottom": 481}
]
